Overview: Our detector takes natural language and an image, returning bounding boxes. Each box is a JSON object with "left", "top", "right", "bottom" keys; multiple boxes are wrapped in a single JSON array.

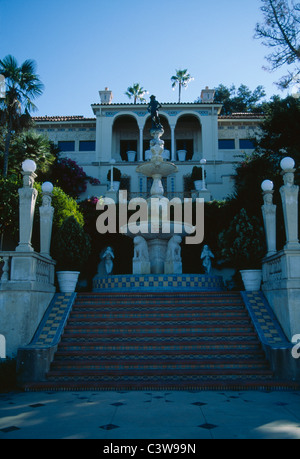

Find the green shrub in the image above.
[
  {"left": 52, "top": 216, "right": 91, "bottom": 271},
  {"left": 218, "top": 208, "right": 266, "bottom": 270}
]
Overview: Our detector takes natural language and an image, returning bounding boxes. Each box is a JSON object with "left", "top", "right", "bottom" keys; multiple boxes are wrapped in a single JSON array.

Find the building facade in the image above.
[{"left": 34, "top": 88, "right": 263, "bottom": 201}]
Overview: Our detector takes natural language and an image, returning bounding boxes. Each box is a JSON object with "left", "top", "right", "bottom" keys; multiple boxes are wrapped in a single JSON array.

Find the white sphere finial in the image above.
[
  {"left": 42, "top": 181, "right": 54, "bottom": 193},
  {"left": 200, "top": 158, "right": 206, "bottom": 165},
  {"left": 261, "top": 180, "right": 274, "bottom": 192},
  {"left": 280, "top": 157, "right": 295, "bottom": 171},
  {"left": 22, "top": 159, "right": 37, "bottom": 173}
]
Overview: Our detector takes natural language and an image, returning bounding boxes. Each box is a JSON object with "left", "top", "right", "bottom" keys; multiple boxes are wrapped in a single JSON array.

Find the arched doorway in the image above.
[
  {"left": 112, "top": 115, "right": 139, "bottom": 161},
  {"left": 175, "top": 115, "right": 202, "bottom": 161}
]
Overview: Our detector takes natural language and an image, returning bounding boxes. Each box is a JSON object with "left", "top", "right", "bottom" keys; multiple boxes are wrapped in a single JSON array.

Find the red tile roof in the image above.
[{"left": 33, "top": 115, "right": 96, "bottom": 122}]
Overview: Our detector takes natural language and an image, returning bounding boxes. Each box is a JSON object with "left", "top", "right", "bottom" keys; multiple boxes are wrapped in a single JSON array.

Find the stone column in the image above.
[
  {"left": 261, "top": 180, "right": 277, "bottom": 257},
  {"left": 280, "top": 157, "right": 300, "bottom": 251},
  {"left": 170, "top": 125, "right": 176, "bottom": 161},
  {"left": 139, "top": 127, "right": 144, "bottom": 162},
  {"left": 39, "top": 182, "right": 54, "bottom": 259},
  {"left": 16, "top": 160, "right": 38, "bottom": 252}
]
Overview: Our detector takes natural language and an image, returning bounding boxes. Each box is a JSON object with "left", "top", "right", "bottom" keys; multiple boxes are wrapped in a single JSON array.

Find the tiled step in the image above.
[
  {"left": 46, "top": 368, "right": 274, "bottom": 382},
  {"left": 50, "top": 360, "right": 270, "bottom": 372},
  {"left": 28, "top": 290, "right": 286, "bottom": 390}
]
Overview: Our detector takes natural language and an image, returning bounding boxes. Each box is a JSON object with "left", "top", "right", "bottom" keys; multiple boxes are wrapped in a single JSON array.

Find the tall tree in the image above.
[
  {"left": 211, "top": 84, "right": 266, "bottom": 114},
  {"left": 255, "top": 0, "right": 300, "bottom": 88},
  {"left": 171, "top": 69, "right": 194, "bottom": 103},
  {"left": 125, "top": 83, "right": 148, "bottom": 103},
  {"left": 0, "top": 55, "right": 44, "bottom": 176}
]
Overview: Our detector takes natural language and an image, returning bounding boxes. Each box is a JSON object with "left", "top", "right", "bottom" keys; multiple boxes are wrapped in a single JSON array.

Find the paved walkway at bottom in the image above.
[{"left": 1, "top": 390, "right": 300, "bottom": 440}]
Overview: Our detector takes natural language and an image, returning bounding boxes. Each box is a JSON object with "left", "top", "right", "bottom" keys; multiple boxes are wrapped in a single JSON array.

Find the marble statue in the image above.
[
  {"left": 166, "top": 235, "right": 182, "bottom": 262},
  {"left": 133, "top": 236, "right": 149, "bottom": 261},
  {"left": 201, "top": 244, "right": 214, "bottom": 274},
  {"left": 97, "top": 246, "right": 114, "bottom": 275}
]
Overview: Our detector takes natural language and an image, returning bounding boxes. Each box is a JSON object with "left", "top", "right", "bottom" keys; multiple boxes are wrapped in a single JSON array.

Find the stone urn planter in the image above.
[
  {"left": 177, "top": 150, "right": 187, "bottom": 161},
  {"left": 111, "top": 181, "right": 120, "bottom": 192},
  {"left": 56, "top": 271, "right": 80, "bottom": 293},
  {"left": 240, "top": 269, "right": 262, "bottom": 291},
  {"left": 127, "top": 151, "right": 136, "bottom": 162},
  {"left": 194, "top": 180, "right": 202, "bottom": 191}
]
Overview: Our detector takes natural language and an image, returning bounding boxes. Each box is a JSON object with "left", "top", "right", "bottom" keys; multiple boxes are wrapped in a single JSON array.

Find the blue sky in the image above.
[{"left": 0, "top": 0, "right": 290, "bottom": 117}]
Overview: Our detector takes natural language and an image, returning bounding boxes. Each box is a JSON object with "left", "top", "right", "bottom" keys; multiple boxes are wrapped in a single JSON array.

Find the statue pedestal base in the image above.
[
  {"left": 164, "top": 261, "right": 182, "bottom": 274},
  {"left": 192, "top": 190, "right": 212, "bottom": 202},
  {"left": 132, "top": 260, "right": 151, "bottom": 275}
]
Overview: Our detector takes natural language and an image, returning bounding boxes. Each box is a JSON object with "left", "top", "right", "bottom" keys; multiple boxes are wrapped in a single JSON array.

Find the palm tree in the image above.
[
  {"left": 0, "top": 55, "right": 44, "bottom": 176},
  {"left": 125, "top": 83, "right": 148, "bottom": 104},
  {"left": 171, "top": 69, "right": 194, "bottom": 103}
]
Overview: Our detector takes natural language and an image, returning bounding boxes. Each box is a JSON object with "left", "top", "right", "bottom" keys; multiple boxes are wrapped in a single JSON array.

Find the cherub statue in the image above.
[{"left": 201, "top": 244, "right": 214, "bottom": 274}]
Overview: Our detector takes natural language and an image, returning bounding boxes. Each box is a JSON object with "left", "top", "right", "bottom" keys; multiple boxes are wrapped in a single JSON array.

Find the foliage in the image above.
[
  {"left": 255, "top": 0, "right": 300, "bottom": 88},
  {"left": 0, "top": 174, "right": 21, "bottom": 244},
  {"left": 171, "top": 69, "right": 194, "bottom": 103},
  {"left": 46, "top": 156, "right": 100, "bottom": 199},
  {"left": 51, "top": 216, "right": 91, "bottom": 271},
  {"left": 0, "top": 55, "right": 44, "bottom": 176},
  {"left": 107, "top": 167, "right": 122, "bottom": 181},
  {"left": 2, "top": 130, "right": 55, "bottom": 174},
  {"left": 218, "top": 208, "right": 266, "bottom": 270},
  {"left": 256, "top": 95, "right": 300, "bottom": 166},
  {"left": 125, "top": 83, "right": 148, "bottom": 104},
  {"left": 210, "top": 84, "right": 266, "bottom": 115}
]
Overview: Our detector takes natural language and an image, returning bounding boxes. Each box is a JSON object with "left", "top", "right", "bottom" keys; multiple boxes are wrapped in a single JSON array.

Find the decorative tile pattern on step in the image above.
[
  {"left": 241, "top": 292, "right": 292, "bottom": 348},
  {"left": 31, "top": 293, "right": 77, "bottom": 347}
]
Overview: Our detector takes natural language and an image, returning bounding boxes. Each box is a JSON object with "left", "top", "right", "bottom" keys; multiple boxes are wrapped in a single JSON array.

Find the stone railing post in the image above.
[
  {"left": 261, "top": 180, "right": 277, "bottom": 257},
  {"left": 280, "top": 157, "right": 300, "bottom": 251},
  {"left": 15, "top": 159, "right": 38, "bottom": 252},
  {"left": 39, "top": 182, "right": 54, "bottom": 259}
]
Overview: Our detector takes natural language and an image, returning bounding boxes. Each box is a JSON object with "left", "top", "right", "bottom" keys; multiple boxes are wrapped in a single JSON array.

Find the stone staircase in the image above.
[{"left": 24, "top": 290, "right": 296, "bottom": 391}]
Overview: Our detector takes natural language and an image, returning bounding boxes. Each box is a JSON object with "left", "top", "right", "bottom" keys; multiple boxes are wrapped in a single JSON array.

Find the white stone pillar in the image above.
[
  {"left": 280, "top": 157, "right": 300, "bottom": 250},
  {"left": 139, "top": 127, "right": 143, "bottom": 162},
  {"left": 170, "top": 125, "right": 176, "bottom": 161},
  {"left": 261, "top": 180, "right": 277, "bottom": 257},
  {"left": 16, "top": 160, "right": 38, "bottom": 252},
  {"left": 39, "top": 182, "right": 54, "bottom": 259}
]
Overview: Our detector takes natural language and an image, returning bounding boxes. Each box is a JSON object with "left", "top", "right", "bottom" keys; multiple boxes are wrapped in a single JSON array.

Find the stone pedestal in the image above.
[
  {"left": 105, "top": 190, "right": 118, "bottom": 203},
  {"left": 147, "top": 239, "right": 168, "bottom": 274},
  {"left": 133, "top": 260, "right": 151, "bottom": 275},
  {"left": 164, "top": 261, "right": 182, "bottom": 274},
  {"left": 191, "top": 189, "right": 212, "bottom": 202},
  {"left": 262, "top": 249, "right": 300, "bottom": 340}
]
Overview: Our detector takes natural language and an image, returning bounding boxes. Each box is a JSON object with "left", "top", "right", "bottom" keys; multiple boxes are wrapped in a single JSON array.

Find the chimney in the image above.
[
  {"left": 200, "top": 86, "right": 215, "bottom": 103},
  {"left": 99, "top": 87, "right": 113, "bottom": 104}
]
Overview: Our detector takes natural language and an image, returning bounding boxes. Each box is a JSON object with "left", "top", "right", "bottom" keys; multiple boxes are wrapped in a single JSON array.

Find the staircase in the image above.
[{"left": 26, "top": 290, "right": 291, "bottom": 391}]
